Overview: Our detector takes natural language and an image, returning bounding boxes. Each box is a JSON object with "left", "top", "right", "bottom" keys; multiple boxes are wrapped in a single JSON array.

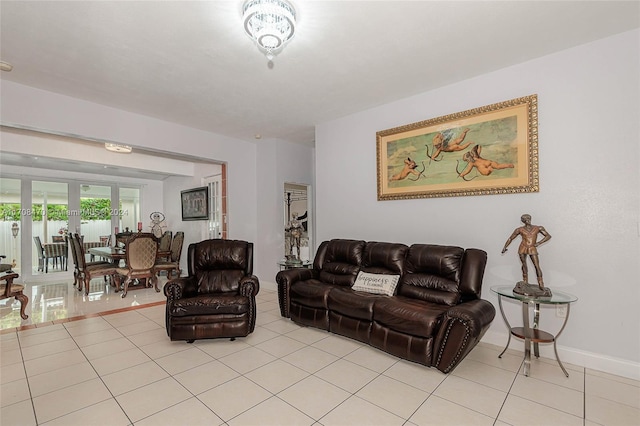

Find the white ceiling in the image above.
[{"left": 0, "top": 1, "right": 638, "bottom": 150}]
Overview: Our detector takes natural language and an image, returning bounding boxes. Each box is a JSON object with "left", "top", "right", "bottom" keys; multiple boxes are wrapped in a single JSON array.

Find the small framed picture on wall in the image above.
[{"left": 181, "top": 186, "right": 209, "bottom": 221}]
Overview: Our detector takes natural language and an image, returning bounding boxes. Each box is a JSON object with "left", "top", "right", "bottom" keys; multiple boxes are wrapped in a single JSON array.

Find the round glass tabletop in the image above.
[{"left": 491, "top": 285, "right": 577, "bottom": 304}]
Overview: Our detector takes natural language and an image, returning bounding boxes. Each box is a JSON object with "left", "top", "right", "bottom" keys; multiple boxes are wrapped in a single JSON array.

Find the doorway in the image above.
[{"left": 284, "top": 183, "right": 312, "bottom": 262}]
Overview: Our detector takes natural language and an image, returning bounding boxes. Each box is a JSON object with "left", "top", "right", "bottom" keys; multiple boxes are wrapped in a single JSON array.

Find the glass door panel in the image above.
[
  {"left": 0, "top": 177, "right": 21, "bottom": 273},
  {"left": 79, "top": 184, "right": 112, "bottom": 246},
  {"left": 32, "top": 181, "right": 69, "bottom": 275},
  {"left": 119, "top": 187, "right": 140, "bottom": 233}
]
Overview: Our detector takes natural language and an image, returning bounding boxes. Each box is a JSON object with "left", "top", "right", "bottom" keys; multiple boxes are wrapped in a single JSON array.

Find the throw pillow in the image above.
[{"left": 352, "top": 272, "right": 400, "bottom": 296}]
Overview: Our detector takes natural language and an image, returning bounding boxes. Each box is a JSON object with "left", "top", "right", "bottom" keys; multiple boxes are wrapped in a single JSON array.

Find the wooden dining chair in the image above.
[
  {"left": 155, "top": 231, "right": 184, "bottom": 278},
  {"left": 1, "top": 272, "right": 28, "bottom": 319},
  {"left": 114, "top": 233, "right": 159, "bottom": 298},
  {"left": 72, "top": 233, "right": 117, "bottom": 295},
  {"left": 67, "top": 235, "right": 110, "bottom": 288}
]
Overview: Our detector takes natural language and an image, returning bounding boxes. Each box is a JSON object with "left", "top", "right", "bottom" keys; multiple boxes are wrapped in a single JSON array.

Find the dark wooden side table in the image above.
[
  {"left": 1, "top": 272, "right": 29, "bottom": 319},
  {"left": 491, "top": 285, "right": 577, "bottom": 377}
]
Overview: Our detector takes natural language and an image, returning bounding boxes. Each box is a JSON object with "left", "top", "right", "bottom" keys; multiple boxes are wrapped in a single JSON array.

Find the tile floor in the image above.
[{"left": 1, "top": 279, "right": 639, "bottom": 425}]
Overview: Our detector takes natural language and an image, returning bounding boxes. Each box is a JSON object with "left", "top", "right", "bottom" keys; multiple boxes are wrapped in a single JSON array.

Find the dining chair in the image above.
[
  {"left": 33, "top": 236, "right": 49, "bottom": 273},
  {"left": 67, "top": 235, "right": 110, "bottom": 288},
  {"left": 1, "top": 271, "right": 28, "bottom": 319},
  {"left": 157, "top": 231, "right": 172, "bottom": 261},
  {"left": 114, "top": 233, "right": 159, "bottom": 298},
  {"left": 155, "top": 231, "right": 184, "bottom": 279},
  {"left": 72, "top": 233, "right": 117, "bottom": 296}
]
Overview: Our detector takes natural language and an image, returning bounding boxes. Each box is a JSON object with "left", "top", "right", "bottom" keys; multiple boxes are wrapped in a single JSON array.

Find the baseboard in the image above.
[{"left": 481, "top": 329, "right": 640, "bottom": 381}]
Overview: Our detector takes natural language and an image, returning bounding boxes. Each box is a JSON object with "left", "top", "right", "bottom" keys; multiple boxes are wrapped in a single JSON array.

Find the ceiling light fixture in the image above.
[
  {"left": 243, "top": 0, "right": 296, "bottom": 61},
  {"left": 105, "top": 143, "right": 133, "bottom": 153}
]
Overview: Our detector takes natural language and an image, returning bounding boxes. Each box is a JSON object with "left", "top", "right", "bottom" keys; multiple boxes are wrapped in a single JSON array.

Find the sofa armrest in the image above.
[
  {"left": 239, "top": 275, "right": 260, "bottom": 297},
  {"left": 433, "top": 299, "right": 496, "bottom": 373},
  {"left": 163, "top": 276, "right": 198, "bottom": 301},
  {"left": 276, "top": 268, "right": 318, "bottom": 318}
]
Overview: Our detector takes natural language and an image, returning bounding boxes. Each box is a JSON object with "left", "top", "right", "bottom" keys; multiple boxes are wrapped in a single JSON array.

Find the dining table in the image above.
[{"left": 88, "top": 246, "right": 171, "bottom": 265}]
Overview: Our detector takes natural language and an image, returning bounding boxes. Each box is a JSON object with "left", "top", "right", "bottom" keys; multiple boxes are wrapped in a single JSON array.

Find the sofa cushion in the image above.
[
  {"left": 290, "top": 279, "right": 337, "bottom": 309},
  {"left": 169, "top": 294, "right": 249, "bottom": 317},
  {"left": 398, "top": 244, "right": 465, "bottom": 306},
  {"left": 373, "top": 296, "right": 449, "bottom": 338},
  {"left": 361, "top": 241, "right": 408, "bottom": 275},
  {"left": 316, "top": 239, "right": 365, "bottom": 287},
  {"left": 327, "top": 287, "right": 383, "bottom": 320},
  {"left": 352, "top": 272, "right": 400, "bottom": 296}
]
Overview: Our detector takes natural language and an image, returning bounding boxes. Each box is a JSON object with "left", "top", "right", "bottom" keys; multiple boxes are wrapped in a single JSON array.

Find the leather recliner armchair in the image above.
[{"left": 164, "top": 239, "right": 260, "bottom": 342}]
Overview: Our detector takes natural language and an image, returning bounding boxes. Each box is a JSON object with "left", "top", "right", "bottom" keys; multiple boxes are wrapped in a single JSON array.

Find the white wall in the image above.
[
  {"left": 162, "top": 162, "right": 222, "bottom": 275},
  {"left": 315, "top": 30, "right": 639, "bottom": 379},
  {"left": 1, "top": 81, "right": 260, "bottom": 274},
  {"left": 256, "top": 138, "right": 315, "bottom": 288}
]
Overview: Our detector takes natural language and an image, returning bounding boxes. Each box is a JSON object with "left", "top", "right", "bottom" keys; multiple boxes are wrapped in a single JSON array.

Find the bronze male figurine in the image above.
[{"left": 502, "top": 214, "right": 552, "bottom": 297}]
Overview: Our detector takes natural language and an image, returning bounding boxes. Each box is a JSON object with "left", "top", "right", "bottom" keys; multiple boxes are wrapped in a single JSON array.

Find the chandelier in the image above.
[
  {"left": 243, "top": 0, "right": 296, "bottom": 60},
  {"left": 105, "top": 143, "right": 133, "bottom": 153}
]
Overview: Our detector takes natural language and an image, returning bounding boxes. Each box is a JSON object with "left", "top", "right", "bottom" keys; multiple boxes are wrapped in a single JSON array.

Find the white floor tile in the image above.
[
  {"left": 154, "top": 346, "right": 215, "bottom": 375},
  {"left": 135, "top": 396, "right": 224, "bottom": 426},
  {"left": 382, "top": 359, "right": 446, "bottom": 393},
  {"left": 115, "top": 377, "right": 191, "bottom": 423},
  {"left": 314, "top": 359, "right": 378, "bottom": 393},
  {"left": 102, "top": 360, "right": 169, "bottom": 396},
  {"left": 23, "top": 348, "right": 86, "bottom": 377},
  {"left": 32, "top": 378, "right": 112, "bottom": 424},
  {"left": 198, "top": 376, "right": 272, "bottom": 421},
  {"left": 28, "top": 361, "right": 98, "bottom": 397},
  {"left": 586, "top": 372, "right": 640, "bottom": 409},
  {"left": 0, "top": 377, "right": 30, "bottom": 407},
  {"left": 174, "top": 359, "right": 240, "bottom": 395},
  {"left": 343, "top": 345, "right": 399, "bottom": 373},
  {"left": 510, "top": 374, "right": 583, "bottom": 417},
  {"left": 585, "top": 394, "right": 640, "bottom": 425},
  {"left": 40, "top": 398, "right": 130, "bottom": 426},
  {"left": 20, "top": 337, "right": 78, "bottom": 361},
  {"left": 218, "top": 346, "right": 277, "bottom": 374},
  {"left": 0, "top": 399, "right": 37, "bottom": 426},
  {"left": 278, "top": 375, "right": 351, "bottom": 420},
  {"left": 356, "top": 374, "right": 429, "bottom": 419},
  {"left": 434, "top": 375, "right": 507, "bottom": 418},
  {"left": 228, "top": 396, "right": 315, "bottom": 426},
  {"left": 498, "top": 394, "right": 583, "bottom": 426},
  {"left": 320, "top": 395, "right": 405, "bottom": 426},
  {"left": 245, "top": 359, "right": 309, "bottom": 393},
  {"left": 282, "top": 346, "right": 339, "bottom": 373},
  {"left": 79, "top": 336, "right": 136, "bottom": 360},
  {"left": 254, "top": 334, "right": 307, "bottom": 358},
  {"left": 410, "top": 395, "right": 495, "bottom": 426},
  {"left": 89, "top": 346, "right": 151, "bottom": 376}
]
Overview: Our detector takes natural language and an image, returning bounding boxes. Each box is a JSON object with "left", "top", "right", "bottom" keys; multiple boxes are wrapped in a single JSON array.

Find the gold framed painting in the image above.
[{"left": 376, "top": 94, "right": 538, "bottom": 200}]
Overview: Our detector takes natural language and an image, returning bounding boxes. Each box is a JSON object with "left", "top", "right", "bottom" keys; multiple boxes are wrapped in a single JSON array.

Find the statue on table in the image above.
[
  {"left": 285, "top": 212, "right": 304, "bottom": 264},
  {"left": 502, "top": 214, "right": 553, "bottom": 297}
]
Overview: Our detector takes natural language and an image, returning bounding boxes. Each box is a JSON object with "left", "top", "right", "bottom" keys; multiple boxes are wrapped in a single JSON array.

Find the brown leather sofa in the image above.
[
  {"left": 164, "top": 239, "right": 260, "bottom": 342},
  {"left": 276, "top": 239, "right": 495, "bottom": 373}
]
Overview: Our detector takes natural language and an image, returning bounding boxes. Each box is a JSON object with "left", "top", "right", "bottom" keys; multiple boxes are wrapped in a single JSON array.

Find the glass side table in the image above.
[
  {"left": 278, "top": 260, "right": 312, "bottom": 271},
  {"left": 491, "top": 285, "right": 578, "bottom": 377}
]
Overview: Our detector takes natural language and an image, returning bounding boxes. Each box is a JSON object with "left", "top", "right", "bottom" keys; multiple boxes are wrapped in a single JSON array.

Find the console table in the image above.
[{"left": 491, "top": 285, "right": 577, "bottom": 377}]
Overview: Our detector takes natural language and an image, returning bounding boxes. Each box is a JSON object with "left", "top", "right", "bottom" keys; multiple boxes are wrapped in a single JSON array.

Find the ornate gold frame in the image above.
[{"left": 376, "top": 94, "right": 539, "bottom": 200}]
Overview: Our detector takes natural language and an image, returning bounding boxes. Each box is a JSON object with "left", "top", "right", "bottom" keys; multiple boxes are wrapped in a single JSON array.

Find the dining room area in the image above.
[{"left": 0, "top": 228, "right": 185, "bottom": 333}]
